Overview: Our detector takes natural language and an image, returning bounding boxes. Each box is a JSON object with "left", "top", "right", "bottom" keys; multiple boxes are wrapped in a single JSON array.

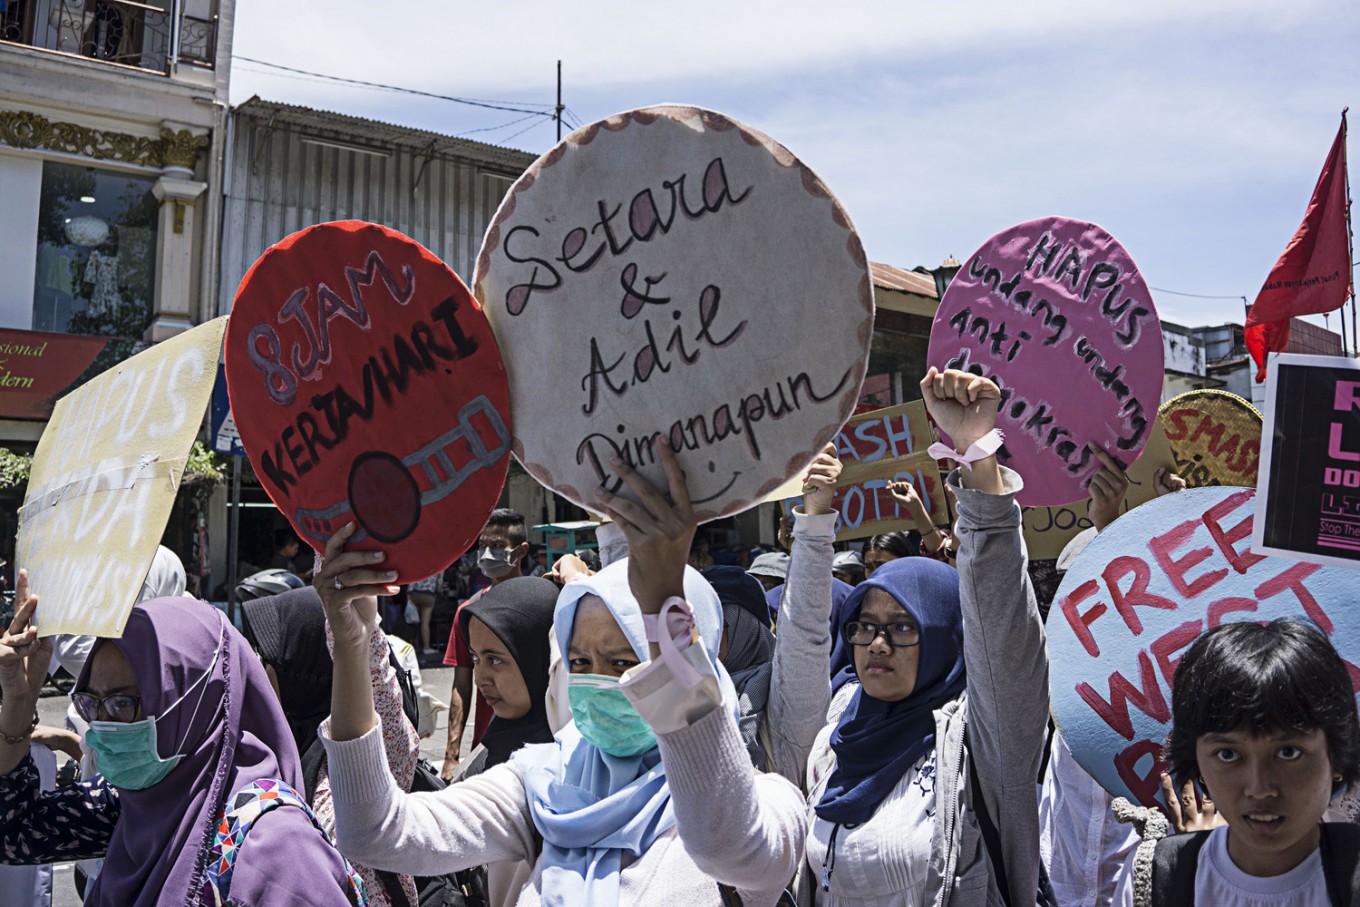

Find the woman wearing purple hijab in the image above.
[{"left": 0, "top": 576, "right": 365, "bottom": 907}]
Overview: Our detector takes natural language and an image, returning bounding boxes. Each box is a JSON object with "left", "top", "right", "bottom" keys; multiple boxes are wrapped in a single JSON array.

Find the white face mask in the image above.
[{"left": 478, "top": 546, "right": 517, "bottom": 579}]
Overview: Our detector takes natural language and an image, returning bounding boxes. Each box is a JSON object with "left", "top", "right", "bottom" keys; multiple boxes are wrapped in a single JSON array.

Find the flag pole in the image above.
[{"left": 1344, "top": 107, "right": 1355, "bottom": 358}]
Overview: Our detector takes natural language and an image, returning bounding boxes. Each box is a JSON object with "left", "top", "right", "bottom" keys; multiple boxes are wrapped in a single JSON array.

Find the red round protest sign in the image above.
[
  {"left": 225, "top": 221, "right": 511, "bottom": 582},
  {"left": 926, "top": 217, "right": 1164, "bottom": 507}
]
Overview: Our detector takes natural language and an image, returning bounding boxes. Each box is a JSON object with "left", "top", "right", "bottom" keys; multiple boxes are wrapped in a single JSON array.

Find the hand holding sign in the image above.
[
  {"left": 313, "top": 524, "right": 396, "bottom": 653},
  {"left": 1087, "top": 446, "right": 1132, "bottom": 531},
  {"left": 596, "top": 443, "right": 696, "bottom": 616},
  {"left": 0, "top": 570, "right": 50, "bottom": 711},
  {"left": 801, "top": 443, "right": 843, "bottom": 515},
  {"left": 1154, "top": 468, "right": 1187, "bottom": 497}
]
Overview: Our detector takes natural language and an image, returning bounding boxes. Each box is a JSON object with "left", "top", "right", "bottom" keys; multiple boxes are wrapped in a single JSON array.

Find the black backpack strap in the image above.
[
  {"left": 376, "top": 869, "right": 413, "bottom": 907},
  {"left": 300, "top": 735, "right": 328, "bottom": 805},
  {"left": 1150, "top": 832, "right": 1211, "bottom": 907},
  {"left": 1319, "top": 822, "right": 1360, "bottom": 906},
  {"left": 388, "top": 642, "right": 421, "bottom": 731},
  {"left": 1037, "top": 717, "right": 1057, "bottom": 781},
  {"left": 964, "top": 727, "right": 1011, "bottom": 904}
]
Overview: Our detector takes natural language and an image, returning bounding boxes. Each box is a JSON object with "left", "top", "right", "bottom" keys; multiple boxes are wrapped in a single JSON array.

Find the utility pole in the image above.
[{"left": 556, "top": 60, "right": 564, "bottom": 141}]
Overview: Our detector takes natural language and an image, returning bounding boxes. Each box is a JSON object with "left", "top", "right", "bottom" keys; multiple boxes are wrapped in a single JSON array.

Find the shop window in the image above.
[
  {"left": 32, "top": 161, "right": 158, "bottom": 338},
  {"left": 862, "top": 308, "right": 932, "bottom": 408}
]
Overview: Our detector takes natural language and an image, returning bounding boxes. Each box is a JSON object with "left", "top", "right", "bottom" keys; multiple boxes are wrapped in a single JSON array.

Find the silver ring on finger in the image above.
[{"left": 333, "top": 576, "right": 344, "bottom": 591}]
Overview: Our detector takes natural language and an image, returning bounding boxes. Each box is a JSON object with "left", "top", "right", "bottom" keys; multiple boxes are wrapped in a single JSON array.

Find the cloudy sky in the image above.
[{"left": 230, "top": 0, "right": 1357, "bottom": 331}]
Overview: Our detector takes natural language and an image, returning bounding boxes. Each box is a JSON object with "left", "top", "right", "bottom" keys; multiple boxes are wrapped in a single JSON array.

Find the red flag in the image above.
[{"left": 1246, "top": 112, "right": 1353, "bottom": 381}]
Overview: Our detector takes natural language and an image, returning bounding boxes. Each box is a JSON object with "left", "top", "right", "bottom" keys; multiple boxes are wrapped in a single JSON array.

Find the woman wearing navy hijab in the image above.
[{"left": 801, "top": 368, "right": 1050, "bottom": 906}]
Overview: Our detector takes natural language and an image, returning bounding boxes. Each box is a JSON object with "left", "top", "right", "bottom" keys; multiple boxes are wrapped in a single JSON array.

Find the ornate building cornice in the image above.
[{"left": 0, "top": 109, "right": 208, "bottom": 170}]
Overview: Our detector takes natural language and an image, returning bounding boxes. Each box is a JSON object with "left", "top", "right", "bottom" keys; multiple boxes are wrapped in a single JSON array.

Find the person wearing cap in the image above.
[
  {"left": 748, "top": 551, "right": 791, "bottom": 623},
  {"left": 747, "top": 551, "right": 788, "bottom": 593},
  {"left": 831, "top": 550, "right": 865, "bottom": 586}
]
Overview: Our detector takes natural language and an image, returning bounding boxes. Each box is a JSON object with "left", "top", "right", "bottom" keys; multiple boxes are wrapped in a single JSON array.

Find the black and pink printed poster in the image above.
[{"left": 1254, "top": 353, "right": 1360, "bottom": 569}]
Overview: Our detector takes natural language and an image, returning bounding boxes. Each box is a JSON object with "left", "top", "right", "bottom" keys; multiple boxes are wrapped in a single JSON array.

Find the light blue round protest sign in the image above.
[{"left": 1047, "top": 486, "right": 1360, "bottom": 808}]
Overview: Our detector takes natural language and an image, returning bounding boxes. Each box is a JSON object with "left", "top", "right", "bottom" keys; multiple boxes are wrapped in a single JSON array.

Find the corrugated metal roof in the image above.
[
  {"left": 870, "top": 261, "right": 938, "bottom": 299},
  {"left": 233, "top": 97, "right": 538, "bottom": 174}
]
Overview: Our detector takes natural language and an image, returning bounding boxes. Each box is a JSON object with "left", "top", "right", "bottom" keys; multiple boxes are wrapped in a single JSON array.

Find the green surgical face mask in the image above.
[
  {"left": 84, "top": 639, "right": 220, "bottom": 791},
  {"left": 567, "top": 674, "right": 657, "bottom": 758}
]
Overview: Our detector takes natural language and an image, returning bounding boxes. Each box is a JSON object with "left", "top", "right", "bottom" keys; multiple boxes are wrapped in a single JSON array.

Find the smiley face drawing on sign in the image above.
[{"left": 225, "top": 221, "right": 513, "bottom": 582}]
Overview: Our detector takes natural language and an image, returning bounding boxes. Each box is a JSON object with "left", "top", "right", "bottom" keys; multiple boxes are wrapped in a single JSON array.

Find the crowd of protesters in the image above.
[{"left": 0, "top": 367, "right": 1354, "bottom": 906}]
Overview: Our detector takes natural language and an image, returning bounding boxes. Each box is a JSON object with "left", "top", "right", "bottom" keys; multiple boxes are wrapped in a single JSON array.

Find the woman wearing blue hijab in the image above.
[
  {"left": 801, "top": 368, "right": 1050, "bottom": 906},
  {"left": 315, "top": 443, "right": 806, "bottom": 907}
]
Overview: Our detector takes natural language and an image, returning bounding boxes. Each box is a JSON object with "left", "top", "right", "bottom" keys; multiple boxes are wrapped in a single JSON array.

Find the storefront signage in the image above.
[{"left": 0, "top": 327, "right": 138, "bottom": 421}]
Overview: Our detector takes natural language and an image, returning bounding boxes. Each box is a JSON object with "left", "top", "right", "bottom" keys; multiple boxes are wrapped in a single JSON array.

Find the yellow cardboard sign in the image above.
[
  {"left": 1021, "top": 419, "right": 1178, "bottom": 561},
  {"left": 18, "top": 317, "right": 227, "bottom": 638},
  {"left": 769, "top": 401, "right": 948, "bottom": 541}
]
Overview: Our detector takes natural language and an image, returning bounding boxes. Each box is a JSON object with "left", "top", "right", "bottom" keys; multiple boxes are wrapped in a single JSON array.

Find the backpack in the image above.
[
  {"left": 203, "top": 778, "right": 367, "bottom": 906},
  {"left": 1150, "top": 823, "right": 1360, "bottom": 906},
  {"left": 374, "top": 758, "right": 487, "bottom": 907}
]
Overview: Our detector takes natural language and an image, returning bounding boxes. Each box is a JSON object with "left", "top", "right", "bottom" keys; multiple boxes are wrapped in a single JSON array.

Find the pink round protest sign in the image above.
[
  {"left": 225, "top": 221, "right": 512, "bottom": 583},
  {"left": 927, "top": 217, "right": 1163, "bottom": 506},
  {"left": 1047, "top": 487, "right": 1360, "bottom": 808},
  {"left": 474, "top": 105, "right": 873, "bottom": 521}
]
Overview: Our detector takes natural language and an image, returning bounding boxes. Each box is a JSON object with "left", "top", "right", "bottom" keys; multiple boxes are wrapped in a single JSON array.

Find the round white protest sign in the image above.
[
  {"left": 926, "top": 217, "right": 1164, "bottom": 507},
  {"left": 1048, "top": 486, "right": 1360, "bottom": 808},
  {"left": 474, "top": 105, "right": 873, "bottom": 521}
]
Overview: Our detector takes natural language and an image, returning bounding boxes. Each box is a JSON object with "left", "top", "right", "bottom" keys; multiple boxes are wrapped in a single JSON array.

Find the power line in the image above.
[
  {"left": 501, "top": 117, "right": 550, "bottom": 144},
  {"left": 452, "top": 113, "right": 543, "bottom": 138},
  {"left": 1148, "top": 286, "right": 1248, "bottom": 301},
  {"left": 234, "top": 55, "right": 557, "bottom": 117}
]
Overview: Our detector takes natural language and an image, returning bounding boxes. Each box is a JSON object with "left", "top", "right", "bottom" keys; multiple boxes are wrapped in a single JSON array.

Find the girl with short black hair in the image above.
[{"left": 1128, "top": 617, "right": 1360, "bottom": 906}]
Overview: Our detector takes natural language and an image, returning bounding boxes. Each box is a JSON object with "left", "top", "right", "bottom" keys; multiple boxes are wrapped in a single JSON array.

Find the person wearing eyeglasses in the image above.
[
  {"left": 800, "top": 368, "right": 1049, "bottom": 906},
  {"left": 0, "top": 577, "right": 368, "bottom": 907}
]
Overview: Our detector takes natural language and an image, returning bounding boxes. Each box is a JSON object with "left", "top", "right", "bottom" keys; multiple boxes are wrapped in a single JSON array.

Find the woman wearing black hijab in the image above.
[
  {"left": 240, "top": 587, "right": 334, "bottom": 792},
  {"left": 458, "top": 577, "right": 558, "bottom": 771}
]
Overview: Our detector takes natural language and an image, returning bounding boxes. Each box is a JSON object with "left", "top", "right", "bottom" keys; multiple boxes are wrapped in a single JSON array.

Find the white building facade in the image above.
[{"left": 0, "top": 0, "right": 234, "bottom": 574}]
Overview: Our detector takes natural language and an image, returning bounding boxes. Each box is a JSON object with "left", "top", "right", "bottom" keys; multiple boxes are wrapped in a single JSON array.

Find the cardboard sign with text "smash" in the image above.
[
  {"left": 475, "top": 105, "right": 873, "bottom": 522},
  {"left": 1048, "top": 486, "right": 1360, "bottom": 808},
  {"left": 771, "top": 401, "right": 948, "bottom": 540},
  {"left": 19, "top": 317, "right": 226, "bottom": 638},
  {"left": 1159, "top": 389, "right": 1261, "bottom": 489}
]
